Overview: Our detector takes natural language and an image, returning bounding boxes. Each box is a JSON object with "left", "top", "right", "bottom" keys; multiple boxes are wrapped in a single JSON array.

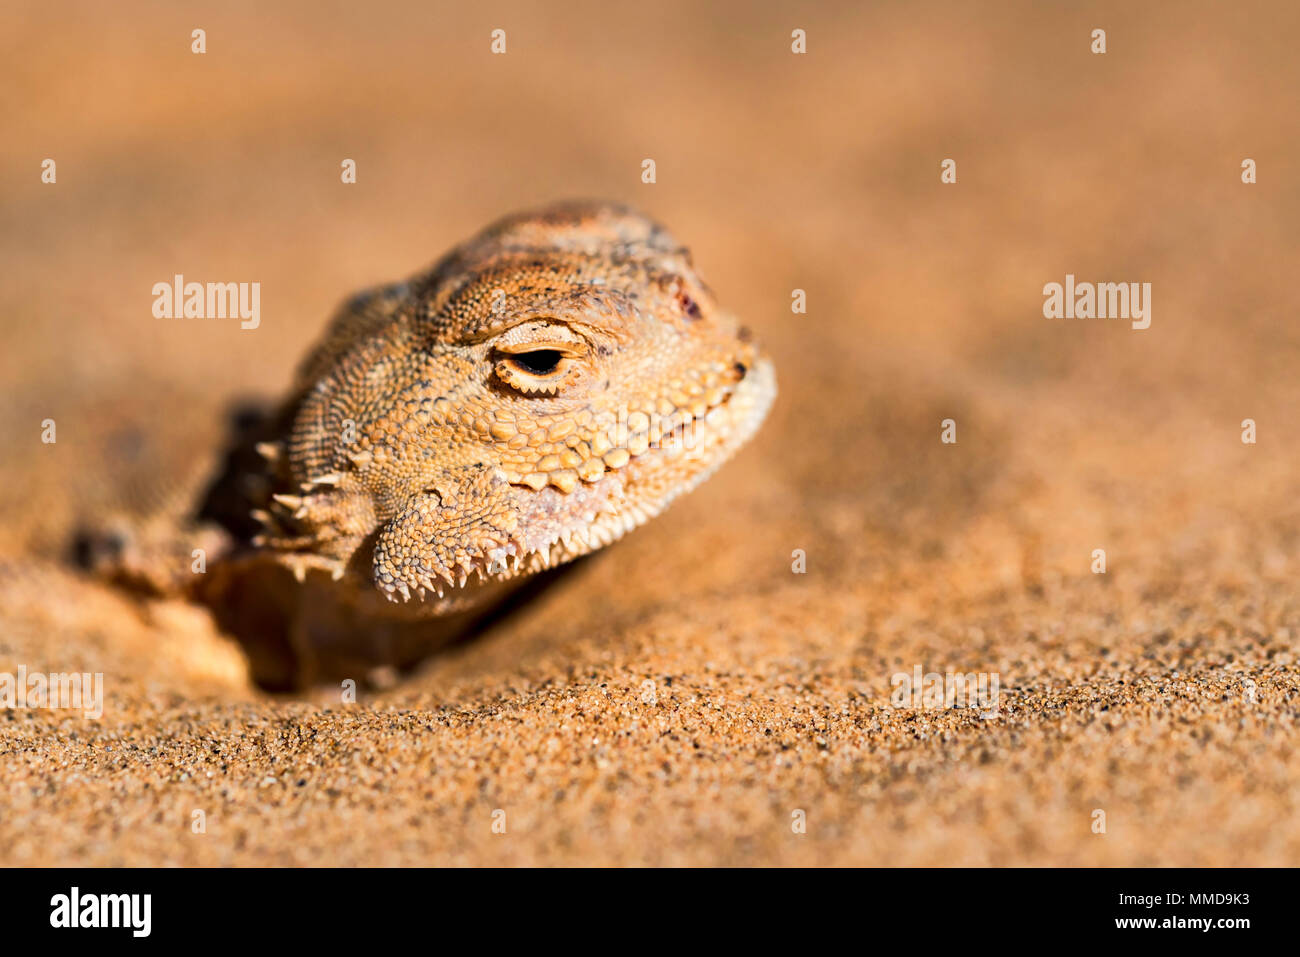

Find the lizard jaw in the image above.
[{"left": 376, "top": 350, "right": 776, "bottom": 607}]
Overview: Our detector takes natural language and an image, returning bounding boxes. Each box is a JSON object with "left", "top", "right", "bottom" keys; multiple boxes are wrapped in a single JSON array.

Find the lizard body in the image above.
[{"left": 81, "top": 202, "right": 776, "bottom": 686}]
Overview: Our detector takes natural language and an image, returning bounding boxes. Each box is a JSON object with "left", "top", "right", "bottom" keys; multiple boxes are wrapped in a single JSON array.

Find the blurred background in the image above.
[{"left": 1, "top": 0, "right": 1297, "bottom": 865}]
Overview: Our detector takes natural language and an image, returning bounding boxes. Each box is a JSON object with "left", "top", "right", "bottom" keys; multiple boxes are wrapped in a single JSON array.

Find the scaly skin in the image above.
[
  {"left": 83, "top": 201, "right": 777, "bottom": 684},
  {"left": 251, "top": 201, "right": 775, "bottom": 605}
]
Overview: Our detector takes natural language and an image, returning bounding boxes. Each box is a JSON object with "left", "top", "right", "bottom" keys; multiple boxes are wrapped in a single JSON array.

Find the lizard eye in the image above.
[
  {"left": 493, "top": 343, "right": 583, "bottom": 394},
  {"left": 508, "top": 349, "right": 562, "bottom": 376}
]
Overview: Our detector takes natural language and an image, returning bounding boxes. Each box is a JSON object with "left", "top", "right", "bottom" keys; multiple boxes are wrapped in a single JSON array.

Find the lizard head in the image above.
[{"left": 259, "top": 202, "right": 776, "bottom": 609}]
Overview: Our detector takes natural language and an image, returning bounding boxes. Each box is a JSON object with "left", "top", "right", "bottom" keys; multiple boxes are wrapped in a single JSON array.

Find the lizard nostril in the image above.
[
  {"left": 676, "top": 291, "right": 702, "bottom": 319},
  {"left": 71, "top": 529, "right": 128, "bottom": 571}
]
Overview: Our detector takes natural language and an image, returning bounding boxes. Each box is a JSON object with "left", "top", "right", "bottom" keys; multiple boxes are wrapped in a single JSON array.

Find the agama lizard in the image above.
[{"left": 77, "top": 202, "right": 776, "bottom": 687}]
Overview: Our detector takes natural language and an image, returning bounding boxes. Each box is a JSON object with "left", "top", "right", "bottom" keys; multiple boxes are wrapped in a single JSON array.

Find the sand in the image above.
[{"left": 1, "top": 0, "right": 1297, "bottom": 866}]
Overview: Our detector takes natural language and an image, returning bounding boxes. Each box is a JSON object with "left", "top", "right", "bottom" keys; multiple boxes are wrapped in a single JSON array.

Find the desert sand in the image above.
[{"left": 1, "top": 0, "right": 1297, "bottom": 865}]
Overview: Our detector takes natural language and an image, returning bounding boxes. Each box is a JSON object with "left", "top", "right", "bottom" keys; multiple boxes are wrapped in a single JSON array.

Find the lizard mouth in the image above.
[
  {"left": 500, "top": 345, "right": 767, "bottom": 481},
  {"left": 496, "top": 352, "right": 776, "bottom": 575},
  {"left": 372, "top": 350, "right": 775, "bottom": 608}
]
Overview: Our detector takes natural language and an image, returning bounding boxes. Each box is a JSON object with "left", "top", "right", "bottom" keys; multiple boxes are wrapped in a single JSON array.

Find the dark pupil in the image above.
[{"left": 513, "top": 349, "right": 562, "bottom": 375}]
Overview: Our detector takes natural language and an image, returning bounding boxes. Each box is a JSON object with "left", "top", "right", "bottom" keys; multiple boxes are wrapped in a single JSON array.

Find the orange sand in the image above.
[{"left": 1, "top": 0, "right": 1296, "bottom": 865}]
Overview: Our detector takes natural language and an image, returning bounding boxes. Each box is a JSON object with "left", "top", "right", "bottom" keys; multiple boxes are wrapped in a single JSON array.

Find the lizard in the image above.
[{"left": 75, "top": 201, "right": 777, "bottom": 688}]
